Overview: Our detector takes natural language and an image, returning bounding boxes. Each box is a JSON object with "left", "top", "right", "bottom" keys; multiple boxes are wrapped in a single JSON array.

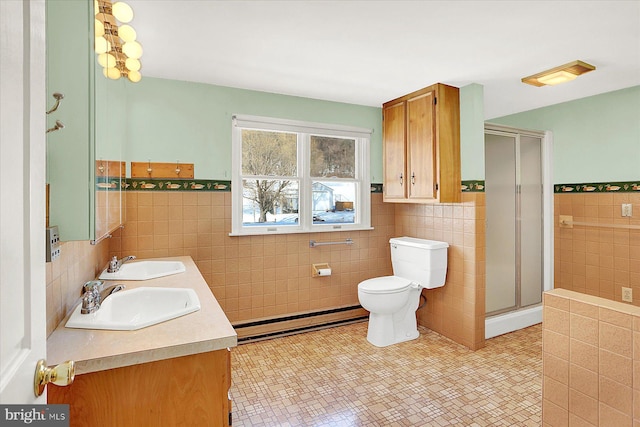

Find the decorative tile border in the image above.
[
  {"left": 111, "top": 179, "right": 640, "bottom": 194},
  {"left": 121, "top": 179, "right": 489, "bottom": 194},
  {"left": 370, "top": 183, "right": 383, "bottom": 193},
  {"left": 461, "top": 180, "right": 485, "bottom": 192},
  {"left": 96, "top": 176, "right": 125, "bottom": 191},
  {"left": 554, "top": 181, "right": 640, "bottom": 193},
  {"left": 125, "top": 178, "right": 231, "bottom": 191}
]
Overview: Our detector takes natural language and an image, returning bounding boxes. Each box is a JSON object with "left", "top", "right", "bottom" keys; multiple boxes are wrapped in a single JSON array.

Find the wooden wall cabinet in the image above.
[
  {"left": 48, "top": 349, "right": 232, "bottom": 427},
  {"left": 382, "top": 83, "right": 461, "bottom": 203}
]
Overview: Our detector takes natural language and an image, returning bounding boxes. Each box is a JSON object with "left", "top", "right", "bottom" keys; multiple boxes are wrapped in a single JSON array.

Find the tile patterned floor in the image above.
[{"left": 231, "top": 322, "right": 542, "bottom": 426}]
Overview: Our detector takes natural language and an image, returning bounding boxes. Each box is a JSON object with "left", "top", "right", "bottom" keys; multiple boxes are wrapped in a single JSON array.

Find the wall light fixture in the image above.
[
  {"left": 94, "top": 0, "right": 142, "bottom": 82},
  {"left": 522, "top": 60, "right": 595, "bottom": 87}
]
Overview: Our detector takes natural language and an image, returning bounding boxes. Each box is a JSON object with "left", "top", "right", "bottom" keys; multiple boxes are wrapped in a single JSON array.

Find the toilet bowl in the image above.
[{"left": 357, "top": 237, "right": 448, "bottom": 347}]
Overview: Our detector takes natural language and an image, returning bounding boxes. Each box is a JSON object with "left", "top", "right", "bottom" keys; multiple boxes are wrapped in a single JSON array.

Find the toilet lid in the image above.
[{"left": 358, "top": 276, "right": 413, "bottom": 294}]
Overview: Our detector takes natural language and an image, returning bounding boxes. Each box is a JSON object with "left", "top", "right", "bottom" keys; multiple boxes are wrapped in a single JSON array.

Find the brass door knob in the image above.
[{"left": 34, "top": 359, "right": 75, "bottom": 397}]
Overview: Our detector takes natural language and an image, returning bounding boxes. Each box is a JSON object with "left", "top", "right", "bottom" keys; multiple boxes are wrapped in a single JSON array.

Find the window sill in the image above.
[{"left": 228, "top": 226, "right": 374, "bottom": 237}]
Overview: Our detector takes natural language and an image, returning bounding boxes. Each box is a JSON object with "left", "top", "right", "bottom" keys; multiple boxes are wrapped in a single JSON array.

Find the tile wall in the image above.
[
  {"left": 555, "top": 192, "right": 640, "bottom": 305},
  {"left": 393, "top": 192, "right": 486, "bottom": 350},
  {"left": 108, "top": 192, "right": 395, "bottom": 324},
  {"left": 45, "top": 240, "right": 110, "bottom": 337},
  {"left": 542, "top": 288, "right": 640, "bottom": 426},
  {"left": 108, "top": 190, "right": 487, "bottom": 350}
]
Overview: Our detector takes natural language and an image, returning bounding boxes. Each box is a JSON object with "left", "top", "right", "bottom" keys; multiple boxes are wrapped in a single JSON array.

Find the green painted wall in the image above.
[
  {"left": 459, "top": 84, "right": 485, "bottom": 180},
  {"left": 124, "top": 79, "right": 484, "bottom": 184},
  {"left": 124, "top": 78, "right": 383, "bottom": 182},
  {"left": 491, "top": 86, "right": 640, "bottom": 183},
  {"left": 47, "top": 0, "right": 93, "bottom": 240}
]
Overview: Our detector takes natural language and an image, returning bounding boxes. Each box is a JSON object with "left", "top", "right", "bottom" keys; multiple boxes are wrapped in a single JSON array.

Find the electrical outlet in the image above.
[
  {"left": 622, "top": 287, "right": 633, "bottom": 303},
  {"left": 622, "top": 203, "right": 633, "bottom": 217},
  {"left": 46, "top": 226, "right": 61, "bottom": 262}
]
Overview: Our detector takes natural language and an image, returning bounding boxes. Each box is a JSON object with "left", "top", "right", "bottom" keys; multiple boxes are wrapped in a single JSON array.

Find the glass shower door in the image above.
[{"left": 485, "top": 131, "right": 542, "bottom": 316}]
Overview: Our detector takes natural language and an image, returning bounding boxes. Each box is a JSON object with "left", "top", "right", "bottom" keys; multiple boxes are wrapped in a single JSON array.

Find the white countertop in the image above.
[{"left": 47, "top": 256, "right": 237, "bottom": 375}]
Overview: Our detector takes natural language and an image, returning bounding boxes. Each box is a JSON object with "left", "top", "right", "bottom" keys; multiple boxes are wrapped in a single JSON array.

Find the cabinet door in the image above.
[
  {"left": 382, "top": 101, "right": 406, "bottom": 200},
  {"left": 48, "top": 350, "right": 231, "bottom": 427},
  {"left": 406, "top": 91, "right": 436, "bottom": 200}
]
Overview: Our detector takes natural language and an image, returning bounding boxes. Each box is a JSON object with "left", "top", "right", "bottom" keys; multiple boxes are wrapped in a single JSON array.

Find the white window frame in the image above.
[{"left": 231, "top": 114, "right": 372, "bottom": 236}]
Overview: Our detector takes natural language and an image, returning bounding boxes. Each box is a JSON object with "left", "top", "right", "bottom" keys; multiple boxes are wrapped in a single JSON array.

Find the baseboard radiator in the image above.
[{"left": 234, "top": 305, "right": 368, "bottom": 344}]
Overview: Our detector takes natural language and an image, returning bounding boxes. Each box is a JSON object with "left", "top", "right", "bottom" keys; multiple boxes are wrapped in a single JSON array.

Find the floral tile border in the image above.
[{"left": 554, "top": 181, "right": 640, "bottom": 193}]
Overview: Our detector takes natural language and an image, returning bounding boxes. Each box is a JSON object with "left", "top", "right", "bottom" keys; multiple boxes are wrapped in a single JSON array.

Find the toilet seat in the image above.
[{"left": 358, "top": 276, "right": 413, "bottom": 294}]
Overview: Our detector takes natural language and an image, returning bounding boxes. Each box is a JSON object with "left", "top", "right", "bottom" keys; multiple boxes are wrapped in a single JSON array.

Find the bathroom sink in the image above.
[
  {"left": 65, "top": 287, "right": 201, "bottom": 331},
  {"left": 98, "top": 260, "right": 186, "bottom": 281}
]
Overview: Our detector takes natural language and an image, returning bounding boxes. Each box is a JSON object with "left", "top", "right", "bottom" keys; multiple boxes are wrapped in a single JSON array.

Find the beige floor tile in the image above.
[{"left": 231, "top": 322, "right": 542, "bottom": 426}]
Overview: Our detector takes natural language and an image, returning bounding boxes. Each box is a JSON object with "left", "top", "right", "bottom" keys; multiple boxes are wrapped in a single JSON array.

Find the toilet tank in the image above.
[{"left": 390, "top": 237, "right": 449, "bottom": 288}]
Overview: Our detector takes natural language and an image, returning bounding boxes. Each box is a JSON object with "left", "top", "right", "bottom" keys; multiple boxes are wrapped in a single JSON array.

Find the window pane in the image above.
[
  {"left": 312, "top": 181, "right": 356, "bottom": 224},
  {"left": 242, "top": 129, "right": 297, "bottom": 176},
  {"left": 310, "top": 136, "right": 355, "bottom": 178},
  {"left": 242, "top": 179, "right": 299, "bottom": 226}
]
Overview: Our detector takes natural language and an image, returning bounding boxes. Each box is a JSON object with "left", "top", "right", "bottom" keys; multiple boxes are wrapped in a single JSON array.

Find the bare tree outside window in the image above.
[
  {"left": 310, "top": 136, "right": 355, "bottom": 178},
  {"left": 241, "top": 130, "right": 297, "bottom": 223}
]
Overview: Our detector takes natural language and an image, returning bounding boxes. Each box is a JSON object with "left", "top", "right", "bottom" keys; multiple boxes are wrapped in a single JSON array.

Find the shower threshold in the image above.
[{"left": 485, "top": 304, "right": 542, "bottom": 339}]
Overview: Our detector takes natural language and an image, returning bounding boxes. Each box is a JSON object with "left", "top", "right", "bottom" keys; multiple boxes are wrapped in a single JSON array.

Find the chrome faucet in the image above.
[
  {"left": 80, "top": 280, "right": 125, "bottom": 314},
  {"left": 106, "top": 255, "right": 136, "bottom": 273}
]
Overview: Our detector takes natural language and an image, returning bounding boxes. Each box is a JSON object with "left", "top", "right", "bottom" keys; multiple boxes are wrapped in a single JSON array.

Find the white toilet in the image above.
[{"left": 357, "top": 237, "right": 449, "bottom": 347}]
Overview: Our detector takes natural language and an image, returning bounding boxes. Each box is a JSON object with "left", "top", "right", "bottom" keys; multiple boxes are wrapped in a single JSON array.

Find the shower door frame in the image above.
[{"left": 484, "top": 123, "right": 554, "bottom": 321}]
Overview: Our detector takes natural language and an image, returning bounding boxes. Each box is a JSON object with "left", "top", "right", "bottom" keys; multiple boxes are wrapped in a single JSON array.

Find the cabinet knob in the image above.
[
  {"left": 411, "top": 172, "right": 416, "bottom": 185},
  {"left": 399, "top": 173, "right": 403, "bottom": 185},
  {"left": 34, "top": 359, "right": 75, "bottom": 397}
]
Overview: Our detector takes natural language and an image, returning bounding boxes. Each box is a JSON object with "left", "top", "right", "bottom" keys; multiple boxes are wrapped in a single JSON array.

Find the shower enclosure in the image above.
[{"left": 484, "top": 124, "right": 549, "bottom": 338}]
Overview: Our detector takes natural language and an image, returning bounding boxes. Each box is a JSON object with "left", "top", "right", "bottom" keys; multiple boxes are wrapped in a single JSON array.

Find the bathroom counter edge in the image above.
[{"left": 46, "top": 256, "right": 237, "bottom": 375}]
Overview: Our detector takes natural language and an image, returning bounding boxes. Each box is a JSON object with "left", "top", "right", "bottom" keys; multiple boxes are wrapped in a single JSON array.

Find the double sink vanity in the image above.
[{"left": 47, "top": 256, "right": 237, "bottom": 427}]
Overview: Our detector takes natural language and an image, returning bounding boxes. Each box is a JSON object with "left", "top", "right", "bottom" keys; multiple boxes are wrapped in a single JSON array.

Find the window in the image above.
[{"left": 231, "top": 115, "right": 372, "bottom": 236}]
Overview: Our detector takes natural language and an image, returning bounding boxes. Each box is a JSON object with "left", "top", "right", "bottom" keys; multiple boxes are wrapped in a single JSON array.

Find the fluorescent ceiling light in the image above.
[
  {"left": 522, "top": 60, "right": 595, "bottom": 87},
  {"left": 537, "top": 70, "right": 577, "bottom": 86}
]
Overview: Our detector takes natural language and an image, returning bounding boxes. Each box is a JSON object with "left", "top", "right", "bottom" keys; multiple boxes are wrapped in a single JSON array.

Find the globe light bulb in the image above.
[
  {"left": 104, "top": 67, "right": 121, "bottom": 80},
  {"left": 125, "top": 57, "right": 141, "bottom": 72},
  {"left": 118, "top": 24, "right": 136, "bottom": 42},
  {"left": 95, "top": 19, "right": 104, "bottom": 37},
  {"left": 94, "top": 36, "right": 111, "bottom": 54},
  {"left": 122, "top": 41, "right": 142, "bottom": 59},
  {"left": 112, "top": 2, "right": 134, "bottom": 23},
  {"left": 97, "top": 53, "right": 116, "bottom": 68},
  {"left": 127, "top": 70, "right": 142, "bottom": 83}
]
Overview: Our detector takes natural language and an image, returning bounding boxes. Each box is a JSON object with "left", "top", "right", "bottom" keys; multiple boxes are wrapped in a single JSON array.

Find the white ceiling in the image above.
[{"left": 126, "top": 0, "right": 640, "bottom": 119}]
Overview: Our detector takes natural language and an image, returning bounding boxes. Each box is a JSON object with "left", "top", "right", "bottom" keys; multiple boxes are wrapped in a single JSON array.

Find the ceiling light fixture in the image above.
[
  {"left": 522, "top": 60, "right": 595, "bottom": 87},
  {"left": 94, "top": 0, "right": 142, "bottom": 83}
]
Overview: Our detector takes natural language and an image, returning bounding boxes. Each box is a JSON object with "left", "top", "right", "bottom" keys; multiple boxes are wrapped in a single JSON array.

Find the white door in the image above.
[{"left": 0, "top": 0, "right": 48, "bottom": 404}]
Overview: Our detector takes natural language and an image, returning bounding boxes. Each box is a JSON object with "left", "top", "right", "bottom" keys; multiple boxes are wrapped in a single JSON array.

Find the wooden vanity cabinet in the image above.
[
  {"left": 48, "top": 349, "right": 231, "bottom": 427},
  {"left": 382, "top": 83, "right": 461, "bottom": 203}
]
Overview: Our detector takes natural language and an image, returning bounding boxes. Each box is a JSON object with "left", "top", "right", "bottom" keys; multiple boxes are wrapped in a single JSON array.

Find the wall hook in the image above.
[
  {"left": 46, "top": 93, "right": 64, "bottom": 115},
  {"left": 175, "top": 160, "right": 181, "bottom": 175},
  {"left": 46, "top": 120, "right": 65, "bottom": 134},
  {"left": 146, "top": 159, "right": 153, "bottom": 175}
]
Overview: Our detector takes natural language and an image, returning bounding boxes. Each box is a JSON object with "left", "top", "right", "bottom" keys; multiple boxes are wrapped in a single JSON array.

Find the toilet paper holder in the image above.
[{"left": 312, "top": 263, "right": 332, "bottom": 277}]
